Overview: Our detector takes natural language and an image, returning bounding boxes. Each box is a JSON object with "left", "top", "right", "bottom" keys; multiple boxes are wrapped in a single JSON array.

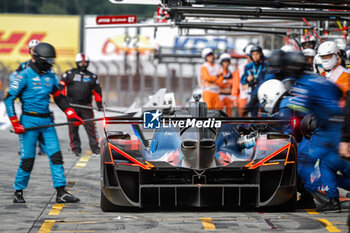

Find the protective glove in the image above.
[
  {"left": 96, "top": 102, "right": 103, "bottom": 111},
  {"left": 10, "top": 116, "right": 25, "bottom": 134},
  {"left": 65, "top": 108, "right": 85, "bottom": 126}
]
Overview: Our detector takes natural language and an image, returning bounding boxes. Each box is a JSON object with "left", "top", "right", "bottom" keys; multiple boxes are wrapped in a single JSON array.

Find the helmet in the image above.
[
  {"left": 300, "top": 34, "right": 316, "bottom": 44},
  {"left": 281, "top": 45, "right": 294, "bottom": 53},
  {"left": 243, "top": 44, "right": 254, "bottom": 55},
  {"left": 282, "top": 78, "right": 296, "bottom": 93},
  {"left": 268, "top": 50, "right": 286, "bottom": 68},
  {"left": 201, "top": 48, "right": 213, "bottom": 59},
  {"left": 28, "top": 39, "right": 40, "bottom": 49},
  {"left": 318, "top": 41, "right": 339, "bottom": 56},
  {"left": 218, "top": 53, "right": 231, "bottom": 64},
  {"left": 267, "top": 50, "right": 288, "bottom": 76},
  {"left": 285, "top": 52, "right": 307, "bottom": 78},
  {"left": 250, "top": 45, "right": 263, "bottom": 55},
  {"left": 300, "top": 35, "right": 316, "bottom": 49},
  {"left": 75, "top": 53, "right": 90, "bottom": 63},
  {"left": 300, "top": 114, "right": 318, "bottom": 139},
  {"left": 33, "top": 42, "right": 56, "bottom": 72},
  {"left": 262, "top": 49, "right": 272, "bottom": 58},
  {"left": 302, "top": 48, "right": 316, "bottom": 57},
  {"left": 75, "top": 53, "right": 90, "bottom": 71},
  {"left": 258, "top": 79, "right": 287, "bottom": 114}
]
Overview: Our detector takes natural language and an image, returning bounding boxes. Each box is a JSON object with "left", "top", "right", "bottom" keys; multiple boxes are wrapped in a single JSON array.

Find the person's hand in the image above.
[
  {"left": 96, "top": 102, "right": 103, "bottom": 112},
  {"left": 247, "top": 75, "right": 254, "bottom": 82},
  {"left": 10, "top": 116, "right": 25, "bottom": 134},
  {"left": 339, "top": 142, "right": 350, "bottom": 158},
  {"left": 65, "top": 108, "right": 85, "bottom": 126}
]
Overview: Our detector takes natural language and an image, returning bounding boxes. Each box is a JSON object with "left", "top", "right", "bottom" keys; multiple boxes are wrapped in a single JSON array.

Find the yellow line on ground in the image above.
[
  {"left": 74, "top": 163, "right": 87, "bottom": 168},
  {"left": 200, "top": 217, "right": 216, "bottom": 230},
  {"left": 74, "top": 156, "right": 91, "bottom": 168},
  {"left": 79, "top": 156, "right": 91, "bottom": 162},
  {"left": 54, "top": 222, "right": 97, "bottom": 224},
  {"left": 38, "top": 220, "right": 56, "bottom": 233},
  {"left": 51, "top": 231, "right": 95, "bottom": 233},
  {"left": 49, "top": 204, "right": 65, "bottom": 216},
  {"left": 317, "top": 219, "right": 341, "bottom": 232},
  {"left": 305, "top": 209, "right": 319, "bottom": 215}
]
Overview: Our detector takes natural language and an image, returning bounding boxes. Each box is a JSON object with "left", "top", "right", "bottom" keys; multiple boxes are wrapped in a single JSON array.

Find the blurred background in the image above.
[{"left": 0, "top": 0, "right": 344, "bottom": 107}]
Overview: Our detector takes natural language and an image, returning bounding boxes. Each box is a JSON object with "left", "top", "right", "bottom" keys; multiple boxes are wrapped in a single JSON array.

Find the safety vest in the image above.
[
  {"left": 199, "top": 62, "right": 221, "bottom": 93},
  {"left": 325, "top": 65, "right": 350, "bottom": 96}
]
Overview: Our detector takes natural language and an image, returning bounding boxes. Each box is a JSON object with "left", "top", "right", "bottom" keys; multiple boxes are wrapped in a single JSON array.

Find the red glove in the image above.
[
  {"left": 10, "top": 116, "right": 25, "bottom": 134},
  {"left": 65, "top": 108, "right": 85, "bottom": 126}
]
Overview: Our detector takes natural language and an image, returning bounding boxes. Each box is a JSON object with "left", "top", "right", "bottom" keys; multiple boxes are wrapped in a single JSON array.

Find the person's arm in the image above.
[
  {"left": 52, "top": 75, "right": 84, "bottom": 126},
  {"left": 200, "top": 66, "right": 219, "bottom": 83},
  {"left": 4, "top": 73, "right": 26, "bottom": 134},
  {"left": 59, "top": 71, "right": 69, "bottom": 95},
  {"left": 92, "top": 74, "right": 103, "bottom": 110}
]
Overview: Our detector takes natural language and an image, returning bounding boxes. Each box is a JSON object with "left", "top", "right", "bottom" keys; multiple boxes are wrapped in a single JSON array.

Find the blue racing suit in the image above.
[
  {"left": 277, "top": 96, "right": 321, "bottom": 192},
  {"left": 240, "top": 60, "right": 268, "bottom": 116},
  {"left": 4, "top": 64, "right": 70, "bottom": 190},
  {"left": 288, "top": 72, "right": 350, "bottom": 198}
]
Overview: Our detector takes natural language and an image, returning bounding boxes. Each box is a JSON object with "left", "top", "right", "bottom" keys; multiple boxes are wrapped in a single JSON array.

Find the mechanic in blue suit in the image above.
[
  {"left": 287, "top": 52, "right": 350, "bottom": 212},
  {"left": 257, "top": 78, "right": 318, "bottom": 208},
  {"left": 240, "top": 45, "right": 268, "bottom": 116},
  {"left": 5, "top": 43, "right": 84, "bottom": 204}
]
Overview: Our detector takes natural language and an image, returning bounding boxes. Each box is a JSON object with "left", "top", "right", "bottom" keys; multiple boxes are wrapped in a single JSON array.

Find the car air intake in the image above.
[{"left": 181, "top": 139, "right": 216, "bottom": 170}]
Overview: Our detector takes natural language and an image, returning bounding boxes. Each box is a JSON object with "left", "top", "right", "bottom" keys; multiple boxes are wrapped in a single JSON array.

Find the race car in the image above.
[{"left": 100, "top": 97, "right": 297, "bottom": 211}]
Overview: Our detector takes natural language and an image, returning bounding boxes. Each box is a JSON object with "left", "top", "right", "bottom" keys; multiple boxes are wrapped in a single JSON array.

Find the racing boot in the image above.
[
  {"left": 13, "top": 190, "right": 25, "bottom": 203},
  {"left": 317, "top": 198, "right": 341, "bottom": 213},
  {"left": 296, "top": 192, "right": 316, "bottom": 209},
  {"left": 56, "top": 187, "right": 80, "bottom": 203}
]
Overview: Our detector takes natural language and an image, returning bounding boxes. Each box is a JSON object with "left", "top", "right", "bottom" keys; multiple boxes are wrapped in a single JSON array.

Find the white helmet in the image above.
[
  {"left": 75, "top": 53, "right": 90, "bottom": 63},
  {"left": 300, "top": 35, "right": 316, "bottom": 44},
  {"left": 201, "top": 48, "right": 213, "bottom": 59},
  {"left": 318, "top": 41, "right": 339, "bottom": 56},
  {"left": 219, "top": 53, "right": 231, "bottom": 63},
  {"left": 28, "top": 39, "right": 40, "bottom": 49},
  {"left": 281, "top": 45, "right": 295, "bottom": 53},
  {"left": 244, "top": 44, "right": 254, "bottom": 55},
  {"left": 258, "top": 79, "right": 287, "bottom": 114},
  {"left": 262, "top": 49, "right": 272, "bottom": 58},
  {"left": 302, "top": 48, "right": 316, "bottom": 57}
]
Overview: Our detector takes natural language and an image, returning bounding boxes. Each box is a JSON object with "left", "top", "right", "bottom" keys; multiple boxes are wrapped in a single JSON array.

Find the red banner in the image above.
[{"left": 96, "top": 15, "right": 137, "bottom": 25}]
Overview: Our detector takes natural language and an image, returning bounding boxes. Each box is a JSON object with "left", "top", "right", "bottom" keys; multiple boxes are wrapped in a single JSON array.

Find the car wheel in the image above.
[{"left": 280, "top": 192, "right": 297, "bottom": 212}]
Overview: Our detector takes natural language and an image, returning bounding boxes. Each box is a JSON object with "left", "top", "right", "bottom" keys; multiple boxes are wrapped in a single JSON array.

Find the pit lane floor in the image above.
[{"left": 0, "top": 106, "right": 349, "bottom": 233}]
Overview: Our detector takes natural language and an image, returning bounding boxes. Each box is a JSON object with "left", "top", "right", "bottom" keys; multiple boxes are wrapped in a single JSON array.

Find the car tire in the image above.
[
  {"left": 280, "top": 192, "right": 297, "bottom": 212},
  {"left": 100, "top": 190, "right": 121, "bottom": 212}
]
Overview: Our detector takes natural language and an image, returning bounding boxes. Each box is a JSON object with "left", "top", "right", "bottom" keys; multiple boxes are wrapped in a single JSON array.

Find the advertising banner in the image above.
[
  {"left": 0, "top": 14, "right": 80, "bottom": 71},
  {"left": 84, "top": 16, "right": 242, "bottom": 61}
]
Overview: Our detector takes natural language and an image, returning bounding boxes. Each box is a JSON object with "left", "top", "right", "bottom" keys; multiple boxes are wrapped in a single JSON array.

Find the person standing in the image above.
[
  {"left": 199, "top": 48, "right": 223, "bottom": 109},
  {"left": 59, "top": 53, "right": 103, "bottom": 156},
  {"left": 318, "top": 41, "right": 350, "bottom": 103},
  {"left": 5, "top": 43, "right": 83, "bottom": 203},
  {"left": 217, "top": 53, "right": 233, "bottom": 116},
  {"left": 240, "top": 45, "right": 268, "bottom": 116}
]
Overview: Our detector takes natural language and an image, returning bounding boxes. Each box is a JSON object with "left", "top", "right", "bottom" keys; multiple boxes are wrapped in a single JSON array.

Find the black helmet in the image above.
[
  {"left": 250, "top": 45, "right": 263, "bottom": 55},
  {"left": 33, "top": 42, "right": 56, "bottom": 72},
  {"left": 285, "top": 52, "right": 307, "bottom": 78},
  {"left": 300, "top": 114, "right": 318, "bottom": 140}
]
